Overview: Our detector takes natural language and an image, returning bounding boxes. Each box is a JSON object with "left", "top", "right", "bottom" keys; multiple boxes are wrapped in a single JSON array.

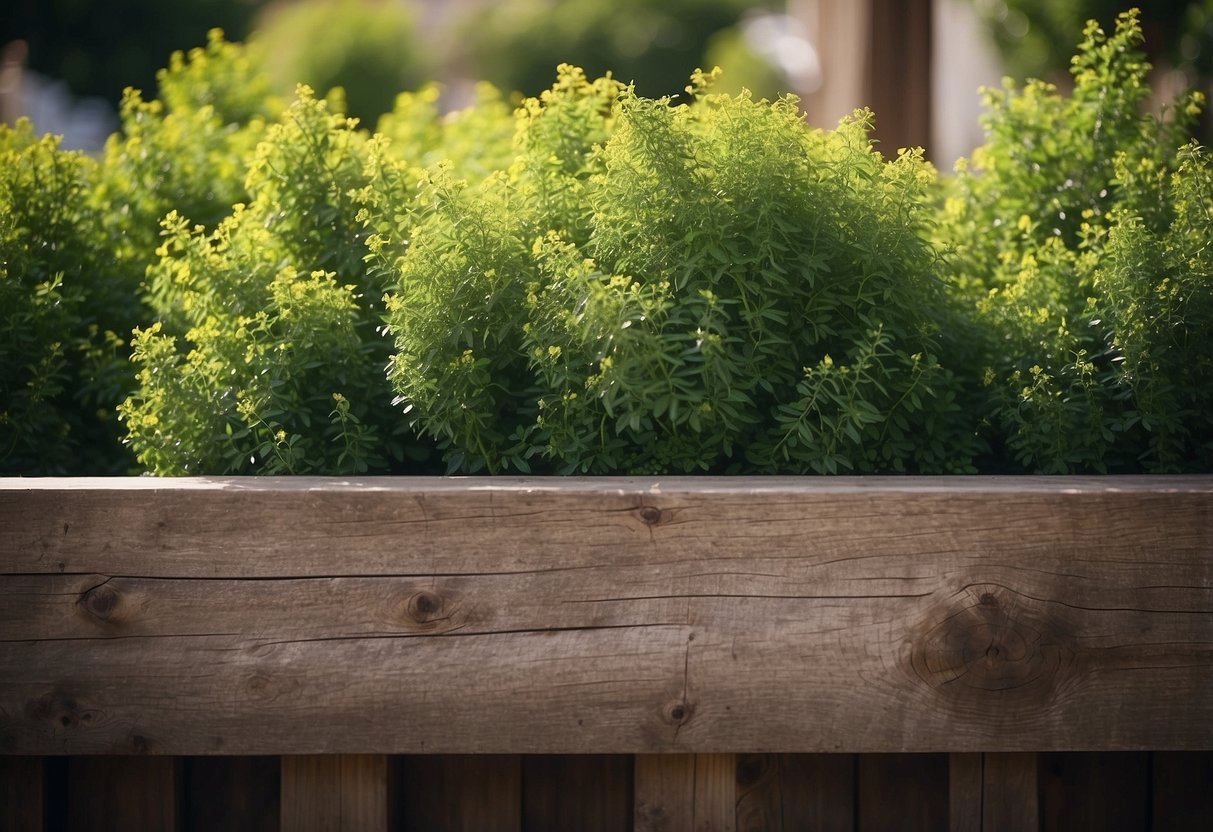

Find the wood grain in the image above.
[
  {"left": 280, "top": 755, "right": 389, "bottom": 832},
  {"left": 1, "top": 477, "right": 1210, "bottom": 754},
  {"left": 634, "top": 754, "right": 736, "bottom": 832}
]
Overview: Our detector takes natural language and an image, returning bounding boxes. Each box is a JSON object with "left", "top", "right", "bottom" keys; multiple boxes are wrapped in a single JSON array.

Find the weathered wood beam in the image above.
[{"left": 1, "top": 477, "right": 1210, "bottom": 755}]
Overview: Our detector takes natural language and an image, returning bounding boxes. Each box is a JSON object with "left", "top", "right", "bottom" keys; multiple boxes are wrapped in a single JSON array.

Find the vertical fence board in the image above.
[
  {"left": 736, "top": 754, "right": 854, "bottom": 832},
  {"left": 184, "top": 756, "right": 279, "bottom": 831},
  {"left": 1152, "top": 752, "right": 1213, "bottom": 830},
  {"left": 635, "top": 754, "right": 736, "bottom": 832},
  {"left": 281, "top": 755, "right": 387, "bottom": 832},
  {"left": 66, "top": 756, "right": 179, "bottom": 831},
  {"left": 983, "top": 753, "right": 1038, "bottom": 832},
  {"left": 948, "top": 753, "right": 982, "bottom": 832},
  {"left": 400, "top": 754, "right": 521, "bottom": 832},
  {"left": 1, "top": 757, "right": 43, "bottom": 832},
  {"left": 857, "top": 754, "right": 948, "bottom": 832},
  {"left": 521, "top": 755, "right": 630, "bottom": 832},
  {"left": 1039, "top": 752, "right": 1148, "bottom": 831}
]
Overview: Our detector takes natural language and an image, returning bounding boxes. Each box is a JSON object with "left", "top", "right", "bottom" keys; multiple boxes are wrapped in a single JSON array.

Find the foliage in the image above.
[
  {"left": 941, "top": 9, "right": 1213, "bottom": 471},
  {"left": 95, "top": 30, "right": 278, "bottom": 295},
  {"left": 5, "top": 9, "right": 1211, "bottom": 477},
  {"left": 250, "top": 0, "right": 431, "bottom": 128},
  {"left": 120, "top": 87, "right": 426, "bottom": 474},
  {"left": 0, "top": 123, "right": 132, "bottom": 473},
  {"left": 376, "top": 67, "right": 977, "bottom": 474}
]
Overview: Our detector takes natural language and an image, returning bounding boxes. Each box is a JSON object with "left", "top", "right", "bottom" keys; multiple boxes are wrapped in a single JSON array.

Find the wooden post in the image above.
[
  {"left": 866, "top": 0, "right": 933, "bottom": 152},
  {"left": 635, "top": 754, "right": 736, "bottom": 832},
  {"left": 280, "top": 755, "right": 389, "bottom": 832}
]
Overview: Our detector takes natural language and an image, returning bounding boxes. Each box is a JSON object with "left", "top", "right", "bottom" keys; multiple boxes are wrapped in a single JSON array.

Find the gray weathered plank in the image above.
[{"left": 1, "top": 477, "right": 1210, "bottom": 755}]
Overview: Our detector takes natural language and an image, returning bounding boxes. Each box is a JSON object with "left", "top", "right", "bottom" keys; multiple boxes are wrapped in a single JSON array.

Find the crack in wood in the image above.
[{"left": 253, "top": 621, "right": 688, "bottom": 648}]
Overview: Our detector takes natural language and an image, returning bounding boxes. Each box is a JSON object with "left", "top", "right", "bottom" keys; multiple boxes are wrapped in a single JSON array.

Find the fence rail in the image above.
[{"left": 2, "top": 476, "right": 1211, "bottom": 829}]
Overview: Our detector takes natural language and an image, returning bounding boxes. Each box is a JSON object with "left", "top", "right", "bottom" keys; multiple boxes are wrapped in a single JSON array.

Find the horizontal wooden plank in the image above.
[
  {"left": 0, "top": 477, "right": 1210, "bottom": 755},
  {"left": 3, "top": 476, "right": 1209, "bottom": 578}
]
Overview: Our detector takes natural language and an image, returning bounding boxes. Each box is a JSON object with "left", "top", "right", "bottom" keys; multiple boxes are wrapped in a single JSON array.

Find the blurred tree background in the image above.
[
  {"left": 0, "top": 0, "right": 260, "bottom": 106},
  {"left": 2, "top": 0, "right": 789, "bottom": 130},
  {"left": 971, "top": 1, "right": 1213, "bottom": 88},
  {"left": 4, "top": 1, "right": 1212, "bottom": 152}
]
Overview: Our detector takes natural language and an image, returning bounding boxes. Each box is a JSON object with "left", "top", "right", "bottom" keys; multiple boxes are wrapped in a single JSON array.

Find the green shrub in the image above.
[
  {"left": 121, "top": 87, "right": 410, "bottom": 474},
  {"left": 941, "top": 9, "right": 1213, "bottom": 471},
  {"left": 95, "top": 30, "right": 278, "bottom": 296},
  {"left": 376, "top": 68, "right": 977, "bottom": 474},
  {"left": 0, "top": 123, "right": 132, "bottom": 473}
]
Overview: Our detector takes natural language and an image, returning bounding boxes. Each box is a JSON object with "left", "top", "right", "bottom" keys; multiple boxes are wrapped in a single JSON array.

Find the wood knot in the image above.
[
  {"left": 736, "top": 754, "right": 771, "bottom": 788},
  {"left": 26, "top": 689, "right": 97, "bottom": 733},
  {"left": 908, "top": 585, "right": 1074, "bottom": 703},
  {"left": 662, "top": 699, "right": 693, "bottom": 726},
  {"left": 638, "top": 506, "right": 663, "bottom": 525},
  {"left": 406, "top": 591, "right": 445, "bottom": 625},
  {"left": 80, "top": 583, "right": 120, "bottom": 621}
]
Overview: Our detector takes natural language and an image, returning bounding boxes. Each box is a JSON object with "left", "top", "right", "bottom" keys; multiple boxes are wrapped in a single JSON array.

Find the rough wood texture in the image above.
[
  {"left": 280, "top": 755, "right": 388, "bottom": 832},
  {"left": 634, "top": 754, "right": 736, "bottom": 832},
  {"left": 1, "top": 477, "right": 1210, "bottom": 754}
]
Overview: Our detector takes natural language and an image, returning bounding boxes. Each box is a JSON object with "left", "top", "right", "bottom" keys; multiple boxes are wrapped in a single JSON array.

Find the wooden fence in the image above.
[{"left": 2, "top": 476, "right": 1211, "bottom": 829}]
